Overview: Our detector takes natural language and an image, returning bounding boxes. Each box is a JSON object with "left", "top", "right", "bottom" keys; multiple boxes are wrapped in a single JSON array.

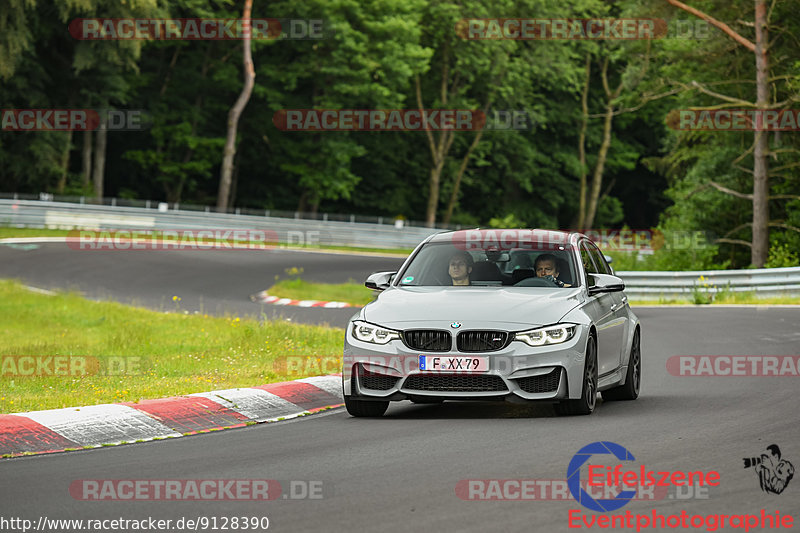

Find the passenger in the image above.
[{"left": 448, "top": 251, "right": 474, "bottom": 286}]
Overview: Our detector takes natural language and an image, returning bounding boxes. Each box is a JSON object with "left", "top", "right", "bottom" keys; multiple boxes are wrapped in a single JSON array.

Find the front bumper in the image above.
[{"left": 342, "top": 324, "right": 589, "bottom": 402}]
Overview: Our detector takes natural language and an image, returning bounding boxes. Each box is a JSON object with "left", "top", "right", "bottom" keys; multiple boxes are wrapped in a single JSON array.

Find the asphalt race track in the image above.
[
  {"left": 0, "top": 242, "right": 404, "bottom": 327},
  {"left": 1, "top": 243, "right": 799, "bottom": 532}
]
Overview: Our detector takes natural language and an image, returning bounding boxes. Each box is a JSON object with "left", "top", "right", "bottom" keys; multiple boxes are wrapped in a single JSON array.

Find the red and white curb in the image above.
[
  {"left": 0, "top": 375, "right": 343, "bottom": 458},
  {"left": 250, "top": 290, "right": 355, "bottom": 308}
]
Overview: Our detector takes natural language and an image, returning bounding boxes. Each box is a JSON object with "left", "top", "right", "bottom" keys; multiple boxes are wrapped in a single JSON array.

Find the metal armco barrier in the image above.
[
  {"left": 0, "top": 199, "right": 440, "bottom": 250},
  {"left": 616, "top": 267, "right": 800, "bottom": 300},
  {"left": 2, "top": 199, "right": 799, "bottom": 299}
]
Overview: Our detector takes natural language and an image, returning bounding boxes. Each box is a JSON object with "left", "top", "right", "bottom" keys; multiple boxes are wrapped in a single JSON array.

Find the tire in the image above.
[
  {"left": 344, "top": 396, "right": 389, "bottom": 417},
  {"left": 601, "top": 328, "right": 641, "bottom": 402},
  {"left": 554, "top": 334, "right": 598, "bottom": 416}
]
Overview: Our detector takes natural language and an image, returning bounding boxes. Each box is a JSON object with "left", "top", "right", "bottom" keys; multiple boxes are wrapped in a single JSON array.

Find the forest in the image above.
[{"left": 1, "top": 0, "right": 799, "bottom": 269}]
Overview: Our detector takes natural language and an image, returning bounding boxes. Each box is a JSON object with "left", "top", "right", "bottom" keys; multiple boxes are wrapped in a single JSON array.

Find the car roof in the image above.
[{"left": 427, "top": 229, "right": 584, "bottom": 247}]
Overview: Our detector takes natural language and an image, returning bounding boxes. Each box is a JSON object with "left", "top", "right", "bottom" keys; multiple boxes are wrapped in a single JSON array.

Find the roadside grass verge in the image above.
[
  {"left": 266, "top": 281, "right": 800, "bottom": 307},
  {"left": 710, "top": 291, "right": 800, "bottom": 304},
  {"left": 266, "top": 278, "right": 800, "bottom": 307},
  {"left": 629, "top": 293, "right": 800, "bottom": 305},
  {"left": 0, "top": 227, "right": 71, "bottom": 239},
  {"left": 0, "top": 226, "right": 412, "bottom": 256},
  {"left": 267, "top": 278, "right": 376, "bottom": 306},
  {"left": 267, "top": 278, "right": 800, "bottom": 307},
  {"left": 0, "top": 280, "right": 343, "bottom": 413}
]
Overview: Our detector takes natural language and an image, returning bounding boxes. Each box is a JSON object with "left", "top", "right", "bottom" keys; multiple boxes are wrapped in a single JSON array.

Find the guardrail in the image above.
[
  {"left": 616, "top": 267, "right": 800, "bottom": 300},
  {"left": 2, "top": 198, "right": 799, "bottom": 299},
  {"left": 0, "top": 199, "right": 441, "bottom": 250},
  {"left": 0, "top": 192, "right": 463, "bottom": 230}
]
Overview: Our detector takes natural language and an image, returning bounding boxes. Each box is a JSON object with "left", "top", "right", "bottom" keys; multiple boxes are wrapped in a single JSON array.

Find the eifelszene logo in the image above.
[
  {"left": 744, "top": 444, "right": 795, "bottom": 495},
  {"left": 567, "top": 441, "right": 638, "bottom": 512},
  {"left": 567, "top": 441, "right": 721, "bottom": 512}
]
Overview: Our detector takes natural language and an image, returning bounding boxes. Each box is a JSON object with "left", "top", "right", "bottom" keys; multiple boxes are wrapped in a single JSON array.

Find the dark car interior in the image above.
[{"left": 406, "top": 247, "right": 578, "bottom": 287}]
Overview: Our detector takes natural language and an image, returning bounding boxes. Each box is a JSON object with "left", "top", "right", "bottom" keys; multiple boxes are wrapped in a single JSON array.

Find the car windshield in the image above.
[{"left": 397, "top": 234, "right": 579, "bottom": 288}]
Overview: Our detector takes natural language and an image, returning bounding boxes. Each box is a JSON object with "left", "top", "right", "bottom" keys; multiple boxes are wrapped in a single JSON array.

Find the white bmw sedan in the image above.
[{"left": 342, "top": 229, "right": 641, "bottom": 417}]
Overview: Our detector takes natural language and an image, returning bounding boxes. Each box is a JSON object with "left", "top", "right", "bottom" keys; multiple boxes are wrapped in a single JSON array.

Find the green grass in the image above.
[
  {"left": 0, "top": 227, "right": 73, "bottom": 239},
  {"left": 268, "top": 278, "right": 376, "bottom": 306},
  {"left": 0, "top": 280, "right": 344, "bottom": 413},
  {"left": 0, "top": 226, "right": 412, "bottom": 256},
  {"left": 711, "top": 292, "right": 800, "bottom": 304},
  {"left": 267, "top": 277, "right": 800, "bottom": 307},
  {"left": 630, "top": 293, "right": 800, "bottom": 305},
  {"left": 269, "top": 277, "right": 800, "bottom": 306}
]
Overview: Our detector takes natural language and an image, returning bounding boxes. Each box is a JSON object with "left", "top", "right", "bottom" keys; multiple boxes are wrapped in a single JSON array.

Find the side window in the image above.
[
  {"left": 579, "top": 242, "right": 598, "bottom": 286},
  {"left": 587, "top": 243, "right": 612, "bottom": 275}
]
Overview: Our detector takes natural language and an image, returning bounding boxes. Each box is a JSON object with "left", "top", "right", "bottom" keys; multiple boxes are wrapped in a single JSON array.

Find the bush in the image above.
[
  {"left": 765, "top": 243, "right": 800, "bottom": 268},
  {"left": 488, "top": 213, "right": 526, "bottom": 229}
]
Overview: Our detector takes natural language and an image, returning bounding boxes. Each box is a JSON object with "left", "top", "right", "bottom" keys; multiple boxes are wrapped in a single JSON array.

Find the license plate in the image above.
[{"left": 418, "top": 355, "right": 488, "bottom": 372}]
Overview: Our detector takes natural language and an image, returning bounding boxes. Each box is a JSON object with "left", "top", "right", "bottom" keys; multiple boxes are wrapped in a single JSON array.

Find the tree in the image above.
[
  {"left": 648, "top": 0, "right": 800, "bottom": 268},
  {"left": 413, "top": 0, "right": 517, "bottom": 227},
  {"left": 665, "top": 0, "right": 771, "bottom": 266},
  {"left": 217, "top": 0, "right": 255, "bottom": 210},
  {"left": 256, "top": 0, "right": 432, "bottom": 214},
  {"left": 417, "top": 0, "right": 611, "bottom": 227},
  {"left": 0, "top": 0, "right": 165, "bottom": 198}
]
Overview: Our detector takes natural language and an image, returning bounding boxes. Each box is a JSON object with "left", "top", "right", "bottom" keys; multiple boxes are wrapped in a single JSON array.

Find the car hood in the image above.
[{"left": 363, "top": 286, "right": 584, "bottom": 329}]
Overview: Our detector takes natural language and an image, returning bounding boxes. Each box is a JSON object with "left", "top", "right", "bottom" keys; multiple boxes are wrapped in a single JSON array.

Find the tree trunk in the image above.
[
  {"left": 443, "top": 129, "right": 483, "bottom": 225},
  {"left": 82, "top": 130, "right": 92, "bottom": 189},
  {"left": 576, "top": 54, "right": 591, "bottom": 230},
  {"left": 228, "top": 149, "right": 240, "bottom": 209},
  {"left": 417, "top": 72, "right": 456, "bottom": 228},
  {"left": 309, "top": 194, "right": 320, "bottom": 216},
  {"left": 584, "top": 58, "right": 620, "bottom": 230},
  {"left": 217, "top": 0, "right": 255, "bottom": 211},
  {"left": 665, "top": 0, "right": 770, "bottom": 266},
  {"left": 426, "top": 161, "right": 445, "bottom": 227},
  {"left": 56, "top": 130, "right": 73, "bottom": 194},
  {"left": 443, "top": 94, "right": 494, "bottom": 226},
  {"left": 584, "top": 100, "right": 614, "bottom": 229},
  {"left": 92, "top": 116, "right": 107, "bottom": 200},
  {"left": 297, "top": 190, "right": 310, "bottom": 213},
  {"left": 751, "top": 0, "right": 769, "bottom": 267},
  {"left": 418, "top": 39, "right": 455, "bottom": 228}
]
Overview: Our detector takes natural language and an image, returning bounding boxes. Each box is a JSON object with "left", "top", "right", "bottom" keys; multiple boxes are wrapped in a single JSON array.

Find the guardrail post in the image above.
[
  {"left": 323, "top": 213, "right": 328, "bottom": 222},
  {"left": 350, "top": 214, "right": 355, "bottom": 224},
  {"left": 205, "top": 206, "right": 210, "bottom": 213},
  {"left": 265, "top": 209, "right": 270, "bottom": 217},
  {"left": 145, "top": 200, "right": 150, "bottom": 209},
  {"left": 111, "top": 198, "right": 116, "bottom": 207},
  {"left": 80, "top": 196, "right": 85, "bottom": 204},
  {"left": 235, "top": 208, "right": 240, "bottom": 215}
]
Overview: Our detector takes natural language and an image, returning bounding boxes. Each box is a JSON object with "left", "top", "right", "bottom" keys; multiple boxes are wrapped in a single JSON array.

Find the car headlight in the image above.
[
  {"left": 352, "top": 320, "right": 401, "bottom": 344},
  {"left": 514, "top": 324, "right": 578, "bottom": 346}
]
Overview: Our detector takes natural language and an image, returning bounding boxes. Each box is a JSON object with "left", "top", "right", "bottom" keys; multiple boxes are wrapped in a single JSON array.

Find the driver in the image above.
[
  {"left": 448, "top": 251, "right": 474, "bottom": 286},
  {"left": 534, "top": 254, "right": 571, "bottom": 287}
]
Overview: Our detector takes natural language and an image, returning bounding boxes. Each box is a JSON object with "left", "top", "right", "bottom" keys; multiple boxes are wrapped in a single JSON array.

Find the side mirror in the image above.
[
  {"left": 603, "top": 255, "right": 615, "bottom": 275},
  {"left": 365, "top": 271, "right": 396, "bottom": 291},
  {"left": 588, "top": 273, "right": 625, "bottom": 296}
]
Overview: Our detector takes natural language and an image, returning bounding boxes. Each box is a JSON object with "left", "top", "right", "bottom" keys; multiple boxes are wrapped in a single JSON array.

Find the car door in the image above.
[
  {"left": 587, "top": 241, "right": 629, "bottom": 365},
  {"left": 580, "top": 241, "right": 625, "bottom": 376}
]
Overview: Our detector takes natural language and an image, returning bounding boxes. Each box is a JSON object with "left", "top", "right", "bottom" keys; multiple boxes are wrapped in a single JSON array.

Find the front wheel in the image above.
[
  {"left": 554, "top": 334, "right": 597, "bottom": 416},
  {"left": 601, "top": 328, "right": 641, "bottom": 402},
  {"left": 344, "top": 396, "right": 389, "bottom": 417}
]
